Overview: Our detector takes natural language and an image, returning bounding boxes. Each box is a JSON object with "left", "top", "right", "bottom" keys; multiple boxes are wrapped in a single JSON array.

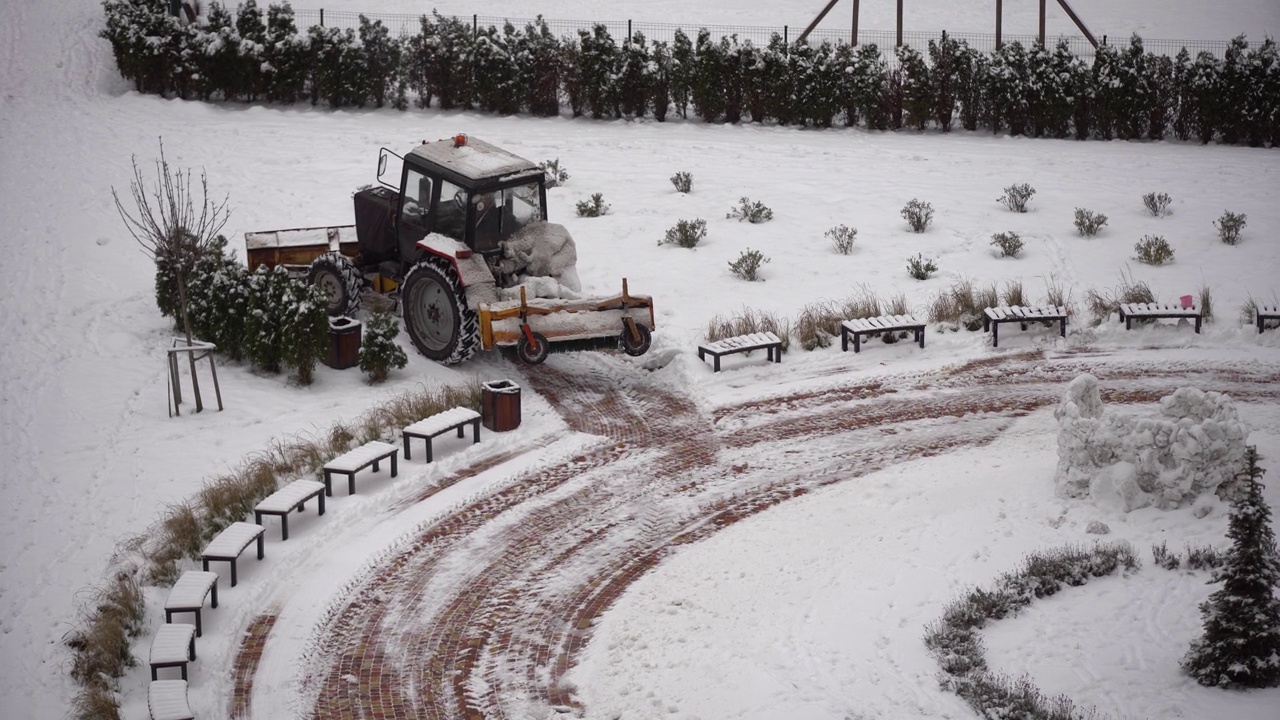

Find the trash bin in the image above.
[
  {"left": 482, "top": 379, "right": 521, "bottom": 432},
  {"left": 325, "top": 316, "right": 362, "bottom": 370}
]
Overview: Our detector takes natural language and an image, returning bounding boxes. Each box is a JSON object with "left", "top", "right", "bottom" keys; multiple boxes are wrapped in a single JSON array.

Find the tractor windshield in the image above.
[{"left": 472, "top": 182, "right": 544, "bottom": 253}]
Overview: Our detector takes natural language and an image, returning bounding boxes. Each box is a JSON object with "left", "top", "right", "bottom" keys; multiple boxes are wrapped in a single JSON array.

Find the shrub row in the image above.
[{"left": 102, "top": 2, "right": 1279, "bottom": 145}]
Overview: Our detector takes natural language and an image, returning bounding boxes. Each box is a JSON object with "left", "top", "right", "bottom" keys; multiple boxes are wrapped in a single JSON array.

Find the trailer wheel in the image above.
[
  {"left": 619, "top": 323, "right": 652, "bottom": 357},
  {"left": 516, "top": 331, "right": 551, "bottom": 365},
  {"left": 401, "top": 258, "right": 479, "bottom": 365},
  {"left": 308, "top": 252, "right": 363, "bottom": 317}
]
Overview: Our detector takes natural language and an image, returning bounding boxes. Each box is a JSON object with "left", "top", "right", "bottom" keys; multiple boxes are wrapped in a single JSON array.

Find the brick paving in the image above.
[
  {"left": 230, "top": 614, "right": 277, "bottom": 719},
  {"left": 224, "top": 353, "right": 1280, "bottom": 719}
]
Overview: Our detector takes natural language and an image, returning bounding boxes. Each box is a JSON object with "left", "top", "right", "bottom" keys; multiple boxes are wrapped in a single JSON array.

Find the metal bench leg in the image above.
[
  {"left": 281, "top": 514, "right": 289, "bottom": 542},
  {"left": 426, "top": 438, "right": 433, "bottom": 464},
  {"left": 457, "top": 425, "right": 465, "bottom": 438},
  {"left": 323, "top": 470, "right": 332, "bottom": 497},
  {"left": 1060, "top": 318, "right": 1067, "bottom": 338},
  {"left": 210, "top": 585, "right": 217, "bottom": 608},
  {"left": 1195, "top": 316, "right": 1201, "bottom": 334},
  {"left": 992, "top": 322, "right": 1000, "bottom": 348},
  {"left": 472, "top": 419, "right": 481, "bottom": 443},
  {"left": 181, "top": 664, "right": 187, "bottom": 681},
  {"left": 152, "top": 667, "right": 159, "bottom": 681},
  {"left": 841, "top": 328, "right": 849, "bottom": 352},
  {"left": 195, "top": 610, "right": 202, "bottom": 637},
  {"left": 348, "top": 473, "right": 356, "bottom": 495},
  {"left": 391, "top": 452, "right": 398, "bottom": 477},
  {"left": 713, "top": 355, "right": 721, "bottom": 372},
  {"left": 257, "top": 533, "right": 264, "bottom": 560},
  {"left": 230, "top": 560, "right": 238, "bottom": 587},
  {"left": 189, "top": 634, "right": 196, "bottom": 661},
  {"left": 372, "top": 458, "right": 380, "bottom": 472},
  {"left": 403, "top": 434, "right": 412, "bottom": 460},
  {"left": 918, "top": 328, "right": 925, "bottom": 349},
  {"left": 854, "top": 333, "right": 861, "bottom": 353}
]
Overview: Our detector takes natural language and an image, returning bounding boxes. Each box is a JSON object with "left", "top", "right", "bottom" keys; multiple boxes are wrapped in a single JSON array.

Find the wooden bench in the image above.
[
  {"left": 164, "top": 570, "right": 218, "bottom": 637},
  {"left": 149, "top": 622, "right": 196, "bottom": 681},
  {"left": 697, "top": 332, "right": 783, "bottom": 372},
  {"left": 402, "top": 407, "right": 482, "bottom": 462},
  {"left": 200, "top": 521, "right": 265, "bottom": 587},
  {"left": 323, "top": 440, "right": 399, "bottom": 496},
  {"left": 840, "top": 314, "right": 926, "bottom": 353},
  {"left": 254, "top": 479, "right": 326, "bottom": 541},
  {"left": 149, "top": 679, "right": 194, "bottom": 720},
  {"left": 983, "top": 305, "right": 1068, "bottom": 348},
  {"left": 1118, "top": 302, "right": 1201, "bottom": 333},
  {"left": 1255, "top": 304, "right": 1279, "bottom": 333}
]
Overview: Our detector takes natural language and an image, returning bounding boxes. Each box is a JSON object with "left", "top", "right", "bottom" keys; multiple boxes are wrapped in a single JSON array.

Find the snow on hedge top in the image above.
[{"left": 408, "top": 136, "right": 539, "bottom": 181}]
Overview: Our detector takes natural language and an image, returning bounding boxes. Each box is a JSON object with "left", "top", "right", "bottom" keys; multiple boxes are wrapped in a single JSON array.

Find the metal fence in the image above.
[{"left": 293, "top": 9, "right": 1234, "bottom": 61}]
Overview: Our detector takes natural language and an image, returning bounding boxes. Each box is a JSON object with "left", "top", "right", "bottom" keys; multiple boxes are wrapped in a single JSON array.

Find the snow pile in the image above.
[
  {"left": 497, "top": 221, "right": 582, "bottom": 299},
  {"left": 1054, "top": 374, "right": 1249, "bottom": 512}
]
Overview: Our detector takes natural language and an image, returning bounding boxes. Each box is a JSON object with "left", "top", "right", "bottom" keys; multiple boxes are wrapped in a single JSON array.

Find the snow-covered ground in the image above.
[{"left": 1, "top": 2, "right": 1278, "bottom": 719}]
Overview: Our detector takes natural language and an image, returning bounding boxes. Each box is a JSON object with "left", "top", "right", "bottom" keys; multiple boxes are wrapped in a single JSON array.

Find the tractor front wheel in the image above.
[
  {"left": 308, "top": 252, "right": 363, "bottom": 317},
  {"left": 401, "top": 258, "right": 479, "bottom": 365}
]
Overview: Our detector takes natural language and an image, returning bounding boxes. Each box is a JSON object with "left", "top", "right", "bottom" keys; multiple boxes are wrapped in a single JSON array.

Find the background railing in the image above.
[{"left": 293, "top": 9, "right": 1234, "bottom": 60}]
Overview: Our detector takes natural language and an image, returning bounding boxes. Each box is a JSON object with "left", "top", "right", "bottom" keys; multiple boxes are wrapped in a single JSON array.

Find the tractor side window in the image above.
[
  {"left": 401, "top": 170, "right": 431, "bottom": 231},
  {"left": 435, "top": 179, "right": 467, "bottom": 242}
]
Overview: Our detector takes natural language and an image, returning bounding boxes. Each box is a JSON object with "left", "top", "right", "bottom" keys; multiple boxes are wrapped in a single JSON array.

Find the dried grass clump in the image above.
[
  {"left": 929, "top": 279, "right": 997, "bottom": 329},
  {"left": 1198, "top": 284, "right": 1213, "bottom": 323},
  {"left": 705, "top": 307, "right": 791, "bottom": 352},
  {"left": 67, "top": 571, "right": 145, "bottom": 694},
  {"left": 1042, "top": 274, "right": 1072, "bottom": 312},
  {"left": 1084, "top": 270, "right": 1155, "bottom": 326},
  {"left": 794, "top": 301, "right": 841, "bottom": 350},
  {"left": 1001, "top": 279, "right": 1026, "bottom": 307}
]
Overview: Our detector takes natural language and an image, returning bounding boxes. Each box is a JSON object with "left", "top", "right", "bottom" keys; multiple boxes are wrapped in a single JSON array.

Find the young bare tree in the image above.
[{"left": 113, "top": 139, "right": 230, "bottom": 411}]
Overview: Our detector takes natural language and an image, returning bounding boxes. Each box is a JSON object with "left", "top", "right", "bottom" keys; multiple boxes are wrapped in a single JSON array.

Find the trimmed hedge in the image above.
[{"left": 102, "top": 2, "right": 1279, "bottom": 146}]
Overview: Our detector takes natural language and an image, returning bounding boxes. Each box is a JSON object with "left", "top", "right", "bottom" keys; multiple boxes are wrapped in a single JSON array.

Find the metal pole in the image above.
[
  {"left": 852, "top": 0, "right": 860, "bottom": 46},
  {"left": 1055, "top": 0, "right": 1100, "bottom": 49},
  {"left": 896, "top": 0, "right": 903, "bottom": 47},
  {"left": 319, "top": 8, "right": 323, "bottom": 27},
  {"left": 1039, "top": 0, "right": 1046, "bottom": 46},
  {"left": 784, "top": 25, "right": 788, "bottom": 47},
  {"left": 797, "top": 0, "right": 841, "bottom": 45},
  {"left": 996, "top": 0, "right": 1002, "bottom": 50}
]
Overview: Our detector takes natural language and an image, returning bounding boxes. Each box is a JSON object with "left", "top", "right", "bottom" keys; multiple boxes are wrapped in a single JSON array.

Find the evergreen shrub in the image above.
[
  {"left": 998, "top": 183, "right": 1036, "bottom": 212},
  {"left": 575, "top": 193, "right": 610, "bottom": 217},
  {"left": 1143, "top": 192, "right": 1173, "bottom": 217},
  {"left": 991, "top": 231, "right": 1024, "bottom": 258},
  {"left": 1134, "top": 234, "right": 1175, "bottom": 265},
  {"left": 359, "top": 312, "right": 408, "bottom": 383},
  {"left": 661, "top": 219, "right": 706, "bottom": 248},
  {"left": 727, "top": 197, "right": 774, "bottom": 223},
  {"left": 826, "top": 225, "right": 857, "bottom": 254},
  {"left": 1215, "top": 211, "right": 1247, "bottom": 245},
  {"left": 728, "top": 249, "right": 769, "bottom": 281},
  {"left": 901, "top": 199, "right": 934, "bottom": 233},
  {"left": 1073, "top": 208, "right": 1108, "bottom": 237},
  {"left": 907, "top": 254, "right": 938, "bottom": 280},
  {"left": 670, "top": 171, "right": 693, "bottom": 193}
]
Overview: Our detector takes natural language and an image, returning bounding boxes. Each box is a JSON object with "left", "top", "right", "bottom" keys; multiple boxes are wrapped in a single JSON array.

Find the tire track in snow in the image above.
[{"left": 284, "top": 353, "right": 1280, "bottom": 719}]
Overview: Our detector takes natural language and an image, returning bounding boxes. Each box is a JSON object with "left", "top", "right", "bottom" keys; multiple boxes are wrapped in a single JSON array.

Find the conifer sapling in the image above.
[{"left": 359, "top": 311, "right": 408, "bottom": 383}]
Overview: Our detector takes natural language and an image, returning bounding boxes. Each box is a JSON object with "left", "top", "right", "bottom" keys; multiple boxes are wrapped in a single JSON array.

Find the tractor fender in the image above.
[{"left": 416, "top": 234, "right": 498, "bottom": 309}]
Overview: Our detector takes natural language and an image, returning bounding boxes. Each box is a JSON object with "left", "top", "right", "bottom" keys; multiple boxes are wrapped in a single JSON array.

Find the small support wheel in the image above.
[
  {"left": 516, "top": 331, "right": 550, "bottom": 365},
  {"left": 619, "top": 323, "right": 652, "bottom": 357}
]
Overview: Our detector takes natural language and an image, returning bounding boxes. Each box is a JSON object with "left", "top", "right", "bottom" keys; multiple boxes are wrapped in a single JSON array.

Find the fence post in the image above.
[
  {"left": 473, "top": 14, "right": 477, "bottom": 35},
  {"left": 628, "top": 19, "right": 632, "bottom": 41},
  {"left": 783, "top": 25, "right": 788, "bottom": 46},
  {"left": 319, "top": 8, "right": 323, "bottom": 27}
]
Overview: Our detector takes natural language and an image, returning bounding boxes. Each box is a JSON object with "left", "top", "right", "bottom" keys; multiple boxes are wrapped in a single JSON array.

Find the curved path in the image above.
[{"left": 235, "top": 349, "right": 1280, "bottom": 720}]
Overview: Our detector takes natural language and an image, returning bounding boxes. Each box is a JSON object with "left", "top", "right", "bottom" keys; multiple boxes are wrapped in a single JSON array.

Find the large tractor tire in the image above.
[
  {"left": 308, "top": 252, "right": 363, "bottom": 317},
  {"left": 401, "top": 257, "right": 480, "bottom": 365}
]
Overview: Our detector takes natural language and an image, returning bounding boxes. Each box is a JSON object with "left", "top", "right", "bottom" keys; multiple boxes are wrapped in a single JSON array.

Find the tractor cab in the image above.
[{"left": 353, "top": 134, "right": 549, "bottom": 274}]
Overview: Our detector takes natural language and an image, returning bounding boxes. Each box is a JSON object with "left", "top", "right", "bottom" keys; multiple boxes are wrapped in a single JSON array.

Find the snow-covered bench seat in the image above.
[
  {"left": 164, "top": 570, "right": 218, "bottom": 637},
  {"left": 697, "top": 332, "right": 783, "bottom": 372},
  {"left": 322, "top": 440, "right": 399, "bottom": 496},
  {"left": 1118, "top": 302, "right": 1201, "bottom": 333},
  {"left": 1253, "top": 304, "right": 1278, "bottom": 333},
  {"left": 253, "top": 480, "right": 326, "bottom": 541},
  {"left": 200, "top": 521, "right": 265, "bottom": 588},
  {"left": 149, "top": 622, "right": 196, "bottom": 681},
  {"left": 402, "top": 407, "right": 481, "bottom": 462},
  {"left": 148, "top": 679, "right": 194, "bottom": 720},
  {"left": 840, "top": 314, "right": 926, "bottom": 353},
  {"left": 983, "top": 305, "right": 1068, "bottom": 348}
]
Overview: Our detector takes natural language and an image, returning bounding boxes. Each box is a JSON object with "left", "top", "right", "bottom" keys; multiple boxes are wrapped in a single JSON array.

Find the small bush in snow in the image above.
[
  {"left": 1185, "top": 544, "right": 1227, "bottom": 571},
  {"left": 1214, "top": 210, "right": 1247, "bottom": 245},
  {"left": 826, "top": 225, "right": 858, "bottom": 254},
  {"left": 1199, "top": 284, "right": 1214, "bottom": 323},
  {"left": 575, "top": 193, "right": 610, "bottom": 217},
  {"left": 998, "top": 183, "right": 1036, "bottom": 213},
  {"left": 660, "top": 218, "right": 706, "bottom": 248},
  {"left": 1152, "top": 541, "right": 1183, "bottom": 570},
  {"left": 539, "top": 158, "right": 570, "bottom": 187},
  {"left": 1143, "top": 191, "right": 1172, "bottom": 217},
  {"left": 359, "top": 312, "right": 408, "bottom": 384},
  {"left": 1134, "top": 234, "right": 1174, "bottom": 265},
  {"left": 1073, "top": 207, "right": 1108, "bottom": 237},
  {"left": 670, "top": 171, "right": 693, "bottom": 193},
  {"left": 901, "top": 198, "right": 934, "bottom": 232},
  {"left": 728, "top": 249, "right": 770, "bottom": 281},
  {"left": 990, "top": 231, "right": 1024, "bottom": 258},
  {"left": 907, "top": 253, "right": 938, "bottom": 280},
  {"left": 726, "top": 197, "right": 774, "bottom": 223}
]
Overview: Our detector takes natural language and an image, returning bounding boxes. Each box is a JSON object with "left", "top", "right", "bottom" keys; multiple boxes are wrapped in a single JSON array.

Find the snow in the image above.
[{"left": 1, "top": 2, "right": 1279, "bottom": 720}]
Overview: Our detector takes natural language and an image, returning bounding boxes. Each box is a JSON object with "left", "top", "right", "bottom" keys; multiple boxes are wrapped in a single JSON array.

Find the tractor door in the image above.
[{"left": 396, "top": 166, "right": 436, "bottom": 262}]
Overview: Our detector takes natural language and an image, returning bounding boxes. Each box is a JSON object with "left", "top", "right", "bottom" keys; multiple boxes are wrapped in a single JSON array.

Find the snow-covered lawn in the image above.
[{"left": 1, "top": 1, "right": 1278, "bottom": 719}]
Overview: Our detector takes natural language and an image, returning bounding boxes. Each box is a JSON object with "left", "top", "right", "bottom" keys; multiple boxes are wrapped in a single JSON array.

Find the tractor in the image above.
[{"left": 245, "top": 135, "right": 654, "bottom": 365}]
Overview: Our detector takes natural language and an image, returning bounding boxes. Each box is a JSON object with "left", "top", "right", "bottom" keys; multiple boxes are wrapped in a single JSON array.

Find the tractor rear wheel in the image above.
[
  {"left": 401, "top": 258, "right": 479, "bottom": 365},
  {"left": 308, "top": 252, "right": 362, "bottom": 317}
]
